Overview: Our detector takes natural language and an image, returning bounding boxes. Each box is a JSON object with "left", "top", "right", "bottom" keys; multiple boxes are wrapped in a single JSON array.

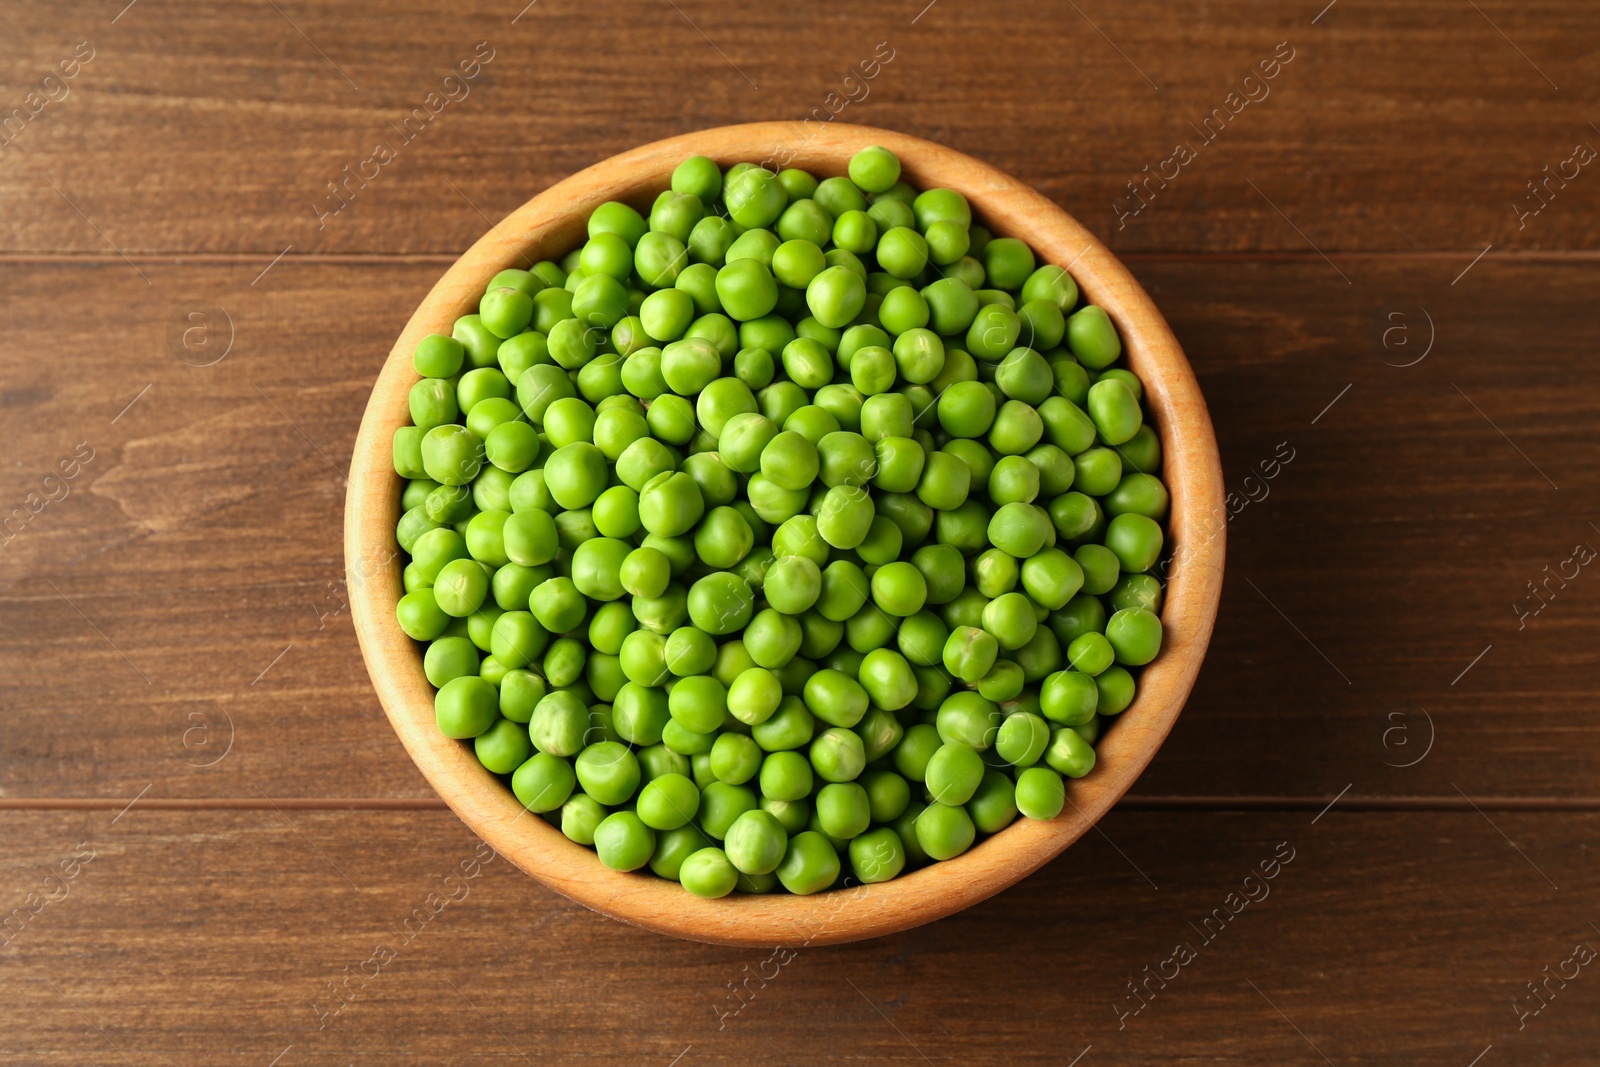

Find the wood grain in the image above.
[
  {"left": 2, "top": 254, "right": 1595, "bottom": 803},
  {"left": 344, "top": 121, "right": 1225, "bottom": 945},
  {"left": 1, "top": 0, "right": 1597, "bottom": 256},
  {"left": 1, "top": 808, "right": 1593, "bottom": 1064}
]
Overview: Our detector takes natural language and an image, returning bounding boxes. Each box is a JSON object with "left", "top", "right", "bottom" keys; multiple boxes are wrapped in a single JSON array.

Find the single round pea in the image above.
[
  {"left": 671, "top": 155, "right": 722, "bottom": 202},
  {"left": 1073, "top": 543, "right": 1121, "bottom": 596},
  {"left": 860, "top": 645, "right": 918, "bottom": 709},
  {"left": 1044, "top": 726, "right": 1097, "bottom": 778},
  {"left": 702, "top": 732, "right": 760, "bottom": 787},
  {"left": 1066, "top": 304, "right": 1122, "bottom": 369},
  {"left": 761, "top": 555, "right": 821, "bottom": 616},
  {"left": 925, "top": 742, "right": 985, "bottom": 806},
  {"left": 1015, "top": 766, "right": 1066, "bottom": 820},
  {"left": 667, "top": 674, "right": 727, "bottom": 735},
  {"left": 815, "top": 484, "right": 875, "bottom": 550},
  {"left": 1105, "top": 606, "right": 1163, "bottom": 666},
  {"left": 433, "top": 558, "right": 489, "bottom": 617},
  {"left": 848, "top": 145, "right": 901, "bottom": 193},
  {"left": 414, "top": 333, "right": 465, "bottom": 378},
  {"left": 802, "top": 668, "right": 869, "bottom": 730},
  {"left": 636, "top": 772, "right": 701, "bottom": 831},
  {"left": 1105, "top": 512, "right": 1164, "bottom": 574},
  {"left": 988, "top": 400, "right": 1044, "bottom": 457},
  {"left": 1097, "top": 665, "right": 1137, "bottom": 716},
  {"left": 574, "top": 741, "right": 641, "bottom": 805},
  {"left": 1109, "top": 572, "right": 1165, "bottom": 615},
  {"left": 916, "top": 451, "right": 971, "bottom": 512},
  {"left": 996, "top": 711, "right": 1051, "bottom": 768},
  {"left": 727, "top": 667, "right": 784, "bottom": 727},
  {"left": 678, "top": 846, "right": 739, "bottom": 898},
  {"left": 981, "top": 591, "right": 1038, "bottom": 651},
  {"left": 876, "top": 226, "right": 929, "bottom": 280},
  {"left": 775, "top": 831, "right": 841, "bottom": 895},
  {"left": 433, "top": 675, "right": 498, "bottom": 739},
  {"left": 686, "top": 572, "right": 755, "bottom": 636},
  {"left": 937, "top": 381, "right": 996, "bottom": 439},
  {"left": 871, "top": 561, "right": 927, "bottom": 617},
  {"left": 915, "top": 801, "right": 976, "bottom": 861},
  {"left": 611, "top": 684, "right": 668, "bottom": 747},
  {"left": 593, "top": 811, "right": 656, "bottom": 872},
  {"left": 1066, "top": 630, "right": 1115, "bottom": 676},
  {"left": 967, "top": 768, "right": 1019, "bottom": 834},
  {"left": 815, "top": 781, "right": 871, "bottom": 840},
  {"left": 810, "top": 726, "right": 866, "bottom": 783},
  {"left": 1018, "top": 549, "right": 1084, "bottom": 612},
  {"left": 725, "top": 166, "right": 786, "bottom": 228},
  {"left": 715, "top": 258, "right": 779, "bottom": 322},
  {"left": 510, "top": 751, "right": 576, "bottom": 813},
  {"left": 699, "top": 781, "right": 759, "bottom": 840},
  {"left": 756, "top": 430, "right": 817, "bottom": 491},
  {"left": 806, "top": 265, "right": 867, "bottom": 329},
  {"left": 723, "top": 809, "right": 788, "bottom": 875},
  {"left": 942, "top": 625, "right": 999, "bottom": 683}
]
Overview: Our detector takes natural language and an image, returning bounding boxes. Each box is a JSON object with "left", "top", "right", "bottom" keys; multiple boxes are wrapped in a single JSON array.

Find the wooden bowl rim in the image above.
[{"left": 344, "top": 121, "right": 1225, "bottom": 947}]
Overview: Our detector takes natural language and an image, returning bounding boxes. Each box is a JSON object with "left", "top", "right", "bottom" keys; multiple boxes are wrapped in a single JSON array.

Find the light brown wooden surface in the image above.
[{"left": 3, "top": 0, "right": 1600, "bottom": 1057}]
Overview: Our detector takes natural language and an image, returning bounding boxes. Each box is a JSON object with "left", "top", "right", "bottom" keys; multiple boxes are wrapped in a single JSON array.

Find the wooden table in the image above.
[{"left": 3, "top": 1, "right": 1597, "bottom": 1062}]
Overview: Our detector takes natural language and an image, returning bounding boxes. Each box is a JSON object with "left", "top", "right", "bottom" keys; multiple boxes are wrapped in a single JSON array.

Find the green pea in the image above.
[
  {"left": 1086, "top": 378, "right": 1143, "bottom": 446},
  {"left": 725, "top": 166, "right": 786, "bottom": 229},
  {"left": 848, "top": 145, "right": 901, "bottom": 193},
  {"left": 996, "top": 711, "right": 1051, "bottom": 767},
  {"left": 744, "top": 608, "right": 802, "bottom": 669},
  {"left": 869, "top": 561, "right": 926, "bottom": 618},
  {"left": 876, "top": 226, "right": 929, "bottom": 279},
  {"left": 414, "top": 333, "right": 465, "bottom": 378},
  {"left": 1096, "top": 665, "right": 1137, "bottom": 715},
  {"left": 1114, "top": 424, "right": 1163, "bottom": 474},
  {"left": 806, "top": 265, "right": 867, "bottom": 329},
  {"left": 967, "top": 303, "right": 1020, "bottom": 361},
  {"left": 1109, "top": 572, "right": 1165, "bottom": 614},
  {"left": 435, "top": 676, "right": 498, "bottom": 738},
  {"left": 892, "top": 328, "right": 945, "bottom": 384},
  {"left": 988, "top": 501, "right": 1053, "bottom": 558},
  {"left": 989, "top": 454, "right": 1041, "bottom": 505},
  {"left": 1104, "top": 473, "right": 1170, "bottom": 520},
  {"left": 433, "top": 558, "right": 488, "bottom": 617},
  {"left": 636, "top": 773, "right": 701, "bottom": 831},
  {"left": 511, "top": 752, "right": 576, "bottom": 813},
  {"left": 775, "top": 831, "right": 841, "bottom": 895},
  {"left": 815, "top": 781, "right": 871, "bottom": 840},
  {"left": 1019, "top": 548, "right": 1086, "bottom": 611},
  {"left": 924, "top": 220, "right": 970, "bottom": 266},
  {"left": 810, "top": 726, "right": 866, "bottom": 783},
  {"left": 1073, "top": 543, "right": 1121, "bottom": 596},
  {"left": 1105, "top": 606, "right": 1163, "bottom": 666},
  {"left": 817, "top": 485, "right": 876, "bottom": 550},
  {"left": 593, "top": 811, "right": 655, "bottom": 872},
  {"left": 686, "top": 572, "right": 755, "bottom": 636},
  {"left": 798, "top": 668, "right": 867, "bottom": 730},
  {"left": 664, "top": 626, "right": 719, "bottom": 677},
  {"left": 915, "top": 801, "right": 976, "bottom": 861},
  {"left": 764, "top": 555, "right": 822, "bottom": 615},
  {"left": 723, "top": 809, "right": 788, "bottom": 876},
  {"left": 937, "top": 381, "right": 996, "bottom": 439},
  {"left": 699, "top": 781, "right": 759, "bottom": 840},
  {"left": 715, "top": 258, "right": 779, "bottom": 322},
  {"left": 830, "top": 208, "right": 877, "bottom": 255},
  {"left": 1044, "top": 726, "right": 1097, "bottom": 778},
  {"left": 982, "top": 591, "right": 1038, "bottom": 651},
  {"left": 1105, "top": 512, "right": 1164, "bottom": 574},
  {"left": 967, "top": 769, "right": 1019, "bottom": 834},
  {"left": 1065, "top": 304, "right": 1121, "bottom": 369}
]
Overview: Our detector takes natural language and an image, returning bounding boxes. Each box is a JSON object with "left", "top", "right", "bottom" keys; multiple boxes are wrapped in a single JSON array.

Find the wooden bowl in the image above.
[{"left": 345, "top": 122, "right": 1224, "bottom": 947}]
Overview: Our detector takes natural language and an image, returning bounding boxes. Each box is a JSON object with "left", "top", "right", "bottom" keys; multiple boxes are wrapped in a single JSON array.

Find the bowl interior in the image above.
[{"left": 345, "top": 122, "right": 1225, "bottom": 947}]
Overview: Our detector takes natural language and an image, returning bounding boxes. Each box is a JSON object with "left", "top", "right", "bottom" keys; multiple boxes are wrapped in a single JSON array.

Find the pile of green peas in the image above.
[{"left": 390, "top": 145, "right": 1170, "bottom": 899}]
